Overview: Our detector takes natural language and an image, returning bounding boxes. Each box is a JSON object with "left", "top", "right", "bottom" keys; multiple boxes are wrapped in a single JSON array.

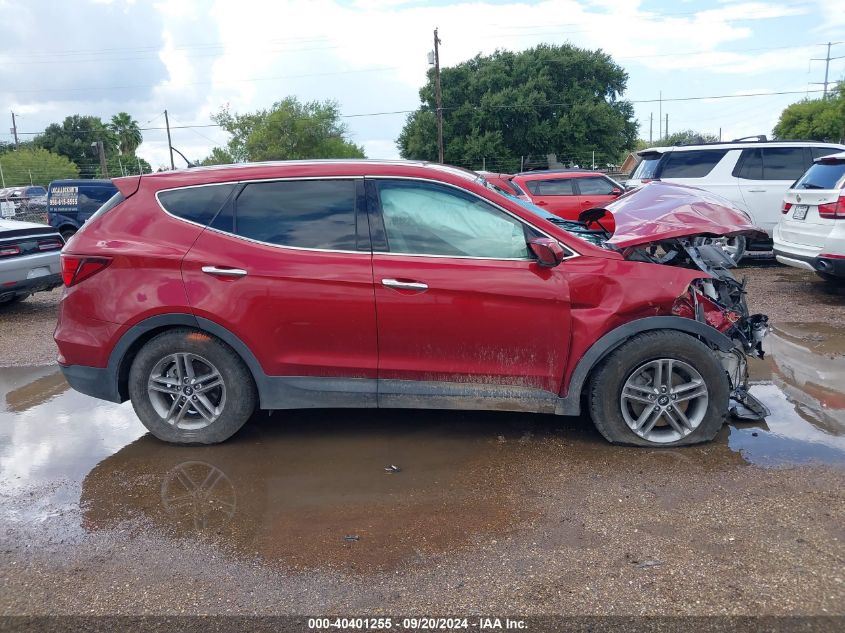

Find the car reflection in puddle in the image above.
[{"left": 1, "top": 324, "right": 844, "bottom": 571}]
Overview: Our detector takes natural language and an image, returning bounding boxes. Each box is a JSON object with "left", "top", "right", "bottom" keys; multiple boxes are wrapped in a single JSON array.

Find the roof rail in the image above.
[{"left": 731, "top": 134, "right": 767, "bottom": 142}]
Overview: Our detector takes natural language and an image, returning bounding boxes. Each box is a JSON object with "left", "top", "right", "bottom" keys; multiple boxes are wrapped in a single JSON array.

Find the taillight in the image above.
[
  {"left": 781, "top": 201, "right": 792, "bottom": 214},
  {"left": 38, "top": 238, "right": 63, "bottom": 251},
  {"left": 818, "top": 195, "right": 845, "bottom": 219},
  {"left": 0, "top": 245, "right": 21, "bottom": 258},
  {"left": 60, "top": 255, "right": 111, "bottom": 287}
]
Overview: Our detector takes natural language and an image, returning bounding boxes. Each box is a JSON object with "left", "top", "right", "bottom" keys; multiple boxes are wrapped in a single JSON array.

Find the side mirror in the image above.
[
  {"left": 611, "top": 187, "right": 623, "bottom": 196},
  {"left": 528, "top": 237, "right": 565, "bottom": 268}
]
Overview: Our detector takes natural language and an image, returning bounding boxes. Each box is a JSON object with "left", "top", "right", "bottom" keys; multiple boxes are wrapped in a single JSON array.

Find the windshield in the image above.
[
  {"left": 631, "top": 155, "right": 663, "bottom": 180},
  {"left": 794, "top": 161, "right": 845, "bottom": 191}
]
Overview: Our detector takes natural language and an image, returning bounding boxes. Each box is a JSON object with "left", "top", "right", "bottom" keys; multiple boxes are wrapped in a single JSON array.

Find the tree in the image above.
[
  {"left": 199, "top": 147, "right": 235, "bottom": 166},
  {"left": 655, "top": 129, "right": 719, "bottom": 146},
  {"left": 397, "top": 44, "right": 638, "bottom": 172},
  {"left": 110, "top": 112, "right": 143, "bottom": 155},
  {"left": 0, "top": 147, "right": 79, "bottom": 186},
  {"left": 773, "top": 83, "right": 845, "bottom": 142},
  {"left": 34, "top": 115, "right": 117, "bottom": 178},
  {"left": 208, "top": 97, "right": 365, "bottom": 162}
]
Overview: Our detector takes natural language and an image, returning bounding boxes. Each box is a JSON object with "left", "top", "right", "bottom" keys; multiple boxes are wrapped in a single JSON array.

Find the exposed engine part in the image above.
[{"left": 716, "top": 348, "right": 771, "bottom": 421}]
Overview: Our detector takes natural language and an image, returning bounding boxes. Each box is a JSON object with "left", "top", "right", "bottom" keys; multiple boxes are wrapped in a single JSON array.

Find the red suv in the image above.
[
  {"left": 510, "top": 170, "right": 624, "bottom": 221},
  {"left": 56, "top": 161, "right": 769, "bottom": 447}
]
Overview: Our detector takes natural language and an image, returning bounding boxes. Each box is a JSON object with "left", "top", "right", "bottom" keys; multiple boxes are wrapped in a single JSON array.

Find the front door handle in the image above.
[
  {"left": 202, "top": 265, "right": 247, "bottom": 278},
  {"left": 382, "top": 278, "right": 428, "bottom": 291},
  {"left": 747, "top": 189, "right": 767, "bottom": 193}
]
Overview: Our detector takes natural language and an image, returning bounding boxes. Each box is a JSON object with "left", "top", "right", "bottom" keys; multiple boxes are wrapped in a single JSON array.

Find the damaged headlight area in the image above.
[{"left": 626, "top": 239, "right": 771, "bottom": 421}]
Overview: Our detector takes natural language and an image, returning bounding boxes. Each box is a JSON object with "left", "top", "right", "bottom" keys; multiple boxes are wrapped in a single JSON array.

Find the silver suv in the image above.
[{"left": 627, "top": 138, "right": 845, "bottom": 263}]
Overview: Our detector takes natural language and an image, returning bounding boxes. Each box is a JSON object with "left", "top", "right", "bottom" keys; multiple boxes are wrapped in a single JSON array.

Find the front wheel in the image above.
[
  {"left": 693, "top": 235, "right": 746, "bottom": 266},
  {"left": 128, "top": 329, "right": 257, "bottom": 444},
  {"left": 588, "top": 330, "right": 729, "bottom": 447}
]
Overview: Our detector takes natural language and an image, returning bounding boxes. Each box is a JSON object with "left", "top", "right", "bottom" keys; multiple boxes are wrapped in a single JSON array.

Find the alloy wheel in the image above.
[{"left": 147, "top": 352, "right": 226, "bottom": 430}]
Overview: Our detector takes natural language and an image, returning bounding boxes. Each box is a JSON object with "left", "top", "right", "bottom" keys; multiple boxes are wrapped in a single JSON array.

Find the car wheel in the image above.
[
  {"left": 0, "top": 295, "right": 25, "bottom": 307},
  {"left": 588, "top": 330, "right": 729, "bottom": 447},
  {"left": 693, "top": 235, "right": 746, "bottom": 265},
  {"left": 815, "top": 271, "right": 845, "bottom": 285},
  {"left": 128, "top": 329, "right": 257, "bottom": 444},
  {"left": 60, "top": 228, "right": 76, "bottom": 241}
]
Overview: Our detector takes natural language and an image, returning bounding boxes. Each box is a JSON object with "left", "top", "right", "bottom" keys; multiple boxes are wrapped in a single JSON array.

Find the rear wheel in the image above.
[
  {"left": 588, "top": 330, "right": 729, "bottom": 447},
  {"left": 816, "top": 271, "right": 845, "bottom": 285},
  {"left": 60, "top": 228, "right": 76, "bottom": 241},
  {"left": 128, "top": 329, "right": 257, "bottom": 444}
]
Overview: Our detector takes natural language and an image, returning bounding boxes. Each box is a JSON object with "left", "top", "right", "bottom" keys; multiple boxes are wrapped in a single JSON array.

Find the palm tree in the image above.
[{"left": 110, "top": 112, "right": 142, "bottom": 156}]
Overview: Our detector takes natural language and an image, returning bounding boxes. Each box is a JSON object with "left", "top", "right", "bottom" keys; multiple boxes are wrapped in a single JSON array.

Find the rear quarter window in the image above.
[
  {"left": 631, "top": 155, "right": 662, "bottom": 179},
  {"left": 659, "top": 150, "right": 728, "bottom": 178},
  {"left": 158, "top": 184, "right": 236, "bottom": 226}
]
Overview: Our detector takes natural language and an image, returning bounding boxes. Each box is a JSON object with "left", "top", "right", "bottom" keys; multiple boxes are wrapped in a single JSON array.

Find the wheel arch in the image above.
[
  {"left": 110, "top": 314, "right": 265, "bottom": 403},
  {"left": 555, "top": 316, "right": 734, "bottom": 416}
]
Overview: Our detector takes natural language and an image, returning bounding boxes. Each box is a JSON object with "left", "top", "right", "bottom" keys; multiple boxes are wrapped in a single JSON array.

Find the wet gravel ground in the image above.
[{"left": 1, "top": 263, "right": 844, "bottom": 623}]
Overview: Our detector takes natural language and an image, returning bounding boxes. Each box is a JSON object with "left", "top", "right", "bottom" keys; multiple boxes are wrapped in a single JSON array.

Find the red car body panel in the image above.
[
  {"left": 606, "top": 182, "right": 766, "bottom": 248},
  {"left": 56, "top": 160, "right": 750, "bottom": 412}
]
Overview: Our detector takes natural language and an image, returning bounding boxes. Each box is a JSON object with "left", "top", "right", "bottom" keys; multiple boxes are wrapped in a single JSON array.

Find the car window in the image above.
[
  {"left": 631, "top": 155, "right": 663, "bottom": 179},
  {"left": 576, "top": 176, "right": 615, "bottom": 195},
  {"left": 735, "top": 149, "right": 763, "bottom": 180},
  {"left": 659, "top": 150, "right": 727, "bottom": 178},
  {"left": 762, "top": 147, "right": 808, "bottom": 180},
  {"left": 235, "top": 179, "right": 357, "bottom": 250},
  {"left": 812, "top": 147, "right": 841, "bottom": 161},
  {"left": 525, "top": 179, "right": 575, "bottom": 196},
  {"left": 159, "top": 184, "right": 235, "bottom": 227},
  {"left": 376, "top": 179, "right": 530, "bottom": 259},
  {"left": 507, "top": 179, "right": 527, "bottom": 195},
  {"left": 794, "top": 161, "right": 845, "bottom": 190}
]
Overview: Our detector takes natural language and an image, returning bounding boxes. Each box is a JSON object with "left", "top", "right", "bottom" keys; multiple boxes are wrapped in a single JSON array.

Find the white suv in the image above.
[
  {"left": 628, "top": 139, "right": 845, "bottom": 262},
  {"left": 774, "top": 151, "right": 845, "bottom": 283}
]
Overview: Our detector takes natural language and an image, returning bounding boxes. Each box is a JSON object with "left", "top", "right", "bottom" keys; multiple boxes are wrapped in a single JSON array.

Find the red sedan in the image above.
[{"left": 510, "top": 170, "right": 624, "bottom": 220}]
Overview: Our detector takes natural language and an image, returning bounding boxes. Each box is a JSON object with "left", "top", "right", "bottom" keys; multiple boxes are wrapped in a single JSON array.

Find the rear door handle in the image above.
[
  {"left": 747, "top": 189, "right": 767, "bottom": 193},
  {"left": 202, "top": 266, "right": 247, "bottom": 278},
  {"left": 382, "top": 278, "right": 428, "bottom": 291}
]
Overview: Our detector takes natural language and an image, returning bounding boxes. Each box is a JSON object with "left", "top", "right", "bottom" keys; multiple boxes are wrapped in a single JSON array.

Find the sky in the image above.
[{"left": 1, "top": 0, "right": 843, "bottom": 171}]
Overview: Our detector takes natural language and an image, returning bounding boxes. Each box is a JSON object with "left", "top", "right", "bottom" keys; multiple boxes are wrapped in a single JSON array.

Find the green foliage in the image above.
[
  {"left": 655, "top": 129, "right": 719, "bottom": 146},
  {"left": 95, "top": 153, "right": 152, "bottom": 178},
  {"left": 34, "top": 115, "right": 118, "bottom": 178},
  {"left": 773, "top": 83, "right": 845, "bottom": 142},
  {"left": 199, "top": 146, "right": 236, "bottom": 166},
  {"left": 0, "top": 147, "right": 79, "bottom": 186},
  {"left": 397, "top": 44, "right": 638, "bottom": 171},
  {"left": 110, "top": 112, "right": 143, "bottom": 156},
  {"left": 208, "top": 97, "right": 366, "bottom": 162}
]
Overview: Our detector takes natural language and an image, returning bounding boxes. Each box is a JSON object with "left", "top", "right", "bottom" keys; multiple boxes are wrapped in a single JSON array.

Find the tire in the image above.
[
  {"left": 60, "top": 228, "right": 76, "bottom": 241},
  {"left": 588, "top": 330, "right": 730, "bottom": 447},
  {"left": 693, "top": 235, "right": 746, "bottom": 266},
  {"left": 128, "top": 328, "right": 257, "bottom": 444},
  {"left": 816, "top": 271, "right": 845, "bottom": 285}
]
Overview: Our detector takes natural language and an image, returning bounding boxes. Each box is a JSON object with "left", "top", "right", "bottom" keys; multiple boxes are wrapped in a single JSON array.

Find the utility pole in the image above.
[
  {"left": 811, "top": 42, "right": 844, "bottom": 97},
  {"left": 665, "top": 113, "right": 669, "bottom": 139},
  {"left": 95, "top": 141, "right": 108, "bottom": 178},
  {"left": 164, "top": 109, "right": 175, "bottom": 170},
  {"left": 658, "top": 91, "right": 662, "bottom": 141},
  {"left": 433, "top": 28, "right": 444, "bottom": 164},
  {"left": 10, "top": 112, "right": 19, "bottom": 148},
  {"left": 649, "top": 113, "right": 653, "bottom": 143}
]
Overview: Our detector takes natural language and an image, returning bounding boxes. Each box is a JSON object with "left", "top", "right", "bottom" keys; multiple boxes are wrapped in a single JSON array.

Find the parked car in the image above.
[
  {"left": 0, "top": 218, "right": 64, "bottom": 306},
  {"left": 627, "top": 138, "right": 845, "bottom": 263},
  {"left": 508, "top": 169, "right": 624, "bottom": 222},
  {"left": 55, "top": 162, "right": 769, "bottom": 448},
  {"left": 773, "top": 150, "right": 845, "bottom": 283},
  {"left": 47, "top": 179, "right": 119, "bottom": 240},
  {"left": 0, "top": 185, "right": 48, "bottom": 218}
]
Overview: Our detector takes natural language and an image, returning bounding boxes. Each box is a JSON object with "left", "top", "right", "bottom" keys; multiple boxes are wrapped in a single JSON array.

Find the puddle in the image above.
[{"left": 1, "top": 325, "right": 844, "bottom": 569}]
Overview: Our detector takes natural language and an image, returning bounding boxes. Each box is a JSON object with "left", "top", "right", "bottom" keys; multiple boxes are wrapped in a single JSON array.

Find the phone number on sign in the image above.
[{"left": 308, "top": 617, "right": 472, "bottom": 630}]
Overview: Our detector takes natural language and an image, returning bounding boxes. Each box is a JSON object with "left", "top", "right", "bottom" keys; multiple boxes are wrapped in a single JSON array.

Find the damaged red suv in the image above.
[{"left": 55, "top": 161, "right": 769, "bottom": 446}]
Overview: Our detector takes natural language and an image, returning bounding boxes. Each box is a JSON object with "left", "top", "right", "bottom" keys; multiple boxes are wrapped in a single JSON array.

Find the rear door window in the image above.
[
  {"left": 525, "top": 179, "right": 575, "bottom": 196},
  {"left": 575, "top": 176, "right": 616, "bottom": 195},
  {"left": 812, "top": 147, "right": 840, "bottom": 161},
  {"left": 659, "top": 150, "right": 727, "bottom": 178},
  {"left": 234, "top": 179, "right": 357, "bottom": 250},
  {"left": 735, "top": 149, "right": 763, "bottom": 180},
  {"left": 158, "top": 184, "right": 236, "bottom": 226}
]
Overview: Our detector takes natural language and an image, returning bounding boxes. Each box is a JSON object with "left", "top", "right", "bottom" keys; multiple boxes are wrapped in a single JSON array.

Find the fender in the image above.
[
  {"left": 555, "top": 316, "right": 734, "bottom": 416},
  {"left": 107, "top": 313, "right": 266, "bottom": 404}
]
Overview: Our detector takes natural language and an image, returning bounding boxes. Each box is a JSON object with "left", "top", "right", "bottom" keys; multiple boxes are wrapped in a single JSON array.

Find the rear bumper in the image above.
[
  {"left": 0, "top": 272, "right": 62, "bottom": 302},
  {"left": 774, "top": 249, "right": 845, "bottom": 278},
  {"left": 59, "top": 364, "right": 122, "bottom": 403}
]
